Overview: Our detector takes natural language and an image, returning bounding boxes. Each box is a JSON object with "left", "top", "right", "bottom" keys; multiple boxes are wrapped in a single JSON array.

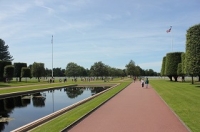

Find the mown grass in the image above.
[
  {"left": 150, "top": 80, "right": 200, "bottom": 132},
  {"left": 0, "top": 77, "right": 127, "bottom": 94},
  {"left": 31, "top": 81, "right": 131, "bottom": 132}
]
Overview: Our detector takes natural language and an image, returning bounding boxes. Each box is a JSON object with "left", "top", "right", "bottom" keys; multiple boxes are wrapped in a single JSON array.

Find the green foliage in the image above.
[
  {"left": 105, "top": 66, "right": 125, "bottom": 77},
  {"left": 21, "top": 67, "right": 31, "bottom": 78},
  {"left": 32, "top": 62, "right": 45, "bottom": 80},
  {"left": 53, "top": 68, "right": 65, "bottom": 77},
  {"left": 185, "top": 23, "right": 200, "bottom": 75},
  {"left": 125, "top": 60, "right": 140, "bottom": 76},
  {"left": 4, "top": 65, "right": 14, "bottom": 78},
  {"left": 0, "top": 61, "right": 12, "bottom": 81},
  {"left": 144, "top": 69, "right": 157, "bottom": 76},
  {"left": 90, "top": 61, "right": 109, "bottom": 77},
  {"left": 78, "top": 66, "right": 88, "bottom": 77},
  {"left": 14, "top": 62, "right": 27, "bottom": 81},
  {"left": 165, "top": 52, "right": 183, "bottom": 76},
  {"left": 161, "top": 56, "right": 166, "bottom": 76},
  {"left": 0, "top": 38, "right": 13, "bottom": 61},
  {"left": 65, "top": 62, "right": 83, "bottom": 77},
  {"left": 177, "top": 63, "right": 183, "bottom": 76},
  {"left": 181, "top": 53, "right": 186, "bottom": 75}
]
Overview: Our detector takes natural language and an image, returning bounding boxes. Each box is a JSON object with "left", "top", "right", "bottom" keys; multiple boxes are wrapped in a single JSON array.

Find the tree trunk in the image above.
[
  {"left": 191, "top": 75, "right": 194, "bottom": 84},
  {"left": 173, "top": 76, "right": 178, "bottom": 82},
  {"left": 182, "top": 76, "right": 185, "bottom": 82},
  {"left": 37, "top": 77, "right": 40, "bottom": 82},
  {"left": 168, "top": 76, "right": 172, "bottom": 81}
]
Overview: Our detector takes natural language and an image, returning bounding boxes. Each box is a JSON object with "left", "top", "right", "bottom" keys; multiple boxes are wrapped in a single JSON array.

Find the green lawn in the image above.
[{"left": 150, "top": 80, "right": 200, "bottom": 132}]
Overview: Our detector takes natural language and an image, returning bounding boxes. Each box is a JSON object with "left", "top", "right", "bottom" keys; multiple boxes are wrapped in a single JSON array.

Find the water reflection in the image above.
[
  {"left": 32, "top": 93, "right": 46, "bottom": 107},
  {"left": 64, "top": 87, "right": 84, "bottom": 99},
  {"left": 0, "top": 86, "right": 108, "bottom": 132}
]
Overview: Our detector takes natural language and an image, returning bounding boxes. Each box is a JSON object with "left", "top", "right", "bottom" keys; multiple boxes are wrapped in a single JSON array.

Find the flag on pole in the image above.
[
  {"left": 166, "top": 26, "right": 172, "bottom": 33},
  {"left": 51, "top": 35, "right": 53, "bottom": 43}
]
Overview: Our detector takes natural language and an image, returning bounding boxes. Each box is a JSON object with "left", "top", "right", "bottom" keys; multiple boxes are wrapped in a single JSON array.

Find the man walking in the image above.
[{"left": 145, "top": 78, "right": 149, "bottom": 88}]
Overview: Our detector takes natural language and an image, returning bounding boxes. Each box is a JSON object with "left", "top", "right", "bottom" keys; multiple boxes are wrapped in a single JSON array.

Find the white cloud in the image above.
[{"left": 0, "top": 0, "right": 200, "bottom": 73}]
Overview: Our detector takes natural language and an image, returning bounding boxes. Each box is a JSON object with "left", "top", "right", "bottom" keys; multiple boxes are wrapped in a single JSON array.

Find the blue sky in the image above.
[{"left": 0, "top": 0, "right": 200, "bottom": 72}]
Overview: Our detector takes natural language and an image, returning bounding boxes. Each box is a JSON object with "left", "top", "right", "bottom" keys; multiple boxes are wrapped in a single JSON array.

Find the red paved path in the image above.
[{"left": 68, "top": 81, "right": 190, "bottom": 132}]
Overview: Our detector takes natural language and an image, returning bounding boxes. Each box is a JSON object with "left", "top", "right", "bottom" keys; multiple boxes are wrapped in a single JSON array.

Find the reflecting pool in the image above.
[{"left": 0, "top": 86, "right": 107, "bottom": 132}]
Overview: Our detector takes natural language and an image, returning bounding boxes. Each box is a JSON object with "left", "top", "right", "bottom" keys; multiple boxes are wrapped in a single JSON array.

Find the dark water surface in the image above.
[{"left": 0, "top": 86, "right": 107, "bottom": 132}]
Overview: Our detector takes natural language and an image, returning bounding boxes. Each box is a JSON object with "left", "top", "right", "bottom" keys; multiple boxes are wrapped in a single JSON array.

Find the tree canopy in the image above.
[
  {"left": 185, "top": 23, "right": 200, "bottom": 76},
  {"left": 32, "top": 62, "right": 45, "bottom": 81},
  {"left": 0, "top": 39, "right": 13, "bottom": 61},
  {"left": 160, "top": 56, "right": 166, "bottom": 76},
  {"left": 90, "top": 61, "right": 109, "bottom": 77},
  {"left": 125, "top": 60, "right": 140, "bottom": 76},
  {"left": 165, "top": 52, "right": 183, "bottom": 81},
  {"left": 14, "top": 62, "right": 27, "bottom": 82},
  {"left": 0, "top": 61, "right": 12, "bottom": 81}
]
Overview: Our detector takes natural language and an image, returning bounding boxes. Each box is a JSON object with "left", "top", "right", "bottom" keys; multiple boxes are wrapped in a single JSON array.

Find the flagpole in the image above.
[
  {"left": 171, "top": 26, "right": 173, "bottom": 52},
  {"left": 171, "top": 32, "right": 172, "bottom": 52},
  {"left": 51, "top": 35, "right": 53, "bottom": 78},
  {"left": 166, "top": 26, "right": 173, "bottom": 52}
]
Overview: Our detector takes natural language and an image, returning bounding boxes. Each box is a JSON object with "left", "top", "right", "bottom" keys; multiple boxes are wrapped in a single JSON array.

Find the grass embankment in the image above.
[
  {"left": 31, "top": 81, "right": 131, "bottom": 132},
  {"left": 150, "top": 80, "right": 200, "bottom": 132}
]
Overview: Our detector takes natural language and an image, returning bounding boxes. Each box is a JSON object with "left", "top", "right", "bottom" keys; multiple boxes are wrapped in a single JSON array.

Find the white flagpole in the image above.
[
  {"left": 51, "top": 35, "right": 53, "bottom": 78},
  {"left": 171, "top": 26, "right": 173, "bottom": 52},
  {"left": 167, "top": 26, "right": 173, "bottom": 52}
]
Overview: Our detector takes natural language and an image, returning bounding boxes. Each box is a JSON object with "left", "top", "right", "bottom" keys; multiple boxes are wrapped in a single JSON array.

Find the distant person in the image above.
[
  {"left": 145, "top": 78, "right": 149, "bottom": 88},
  {"left": 133, "top": 77, "right": 136, "bottom": 83},
  {"left": 141, "top": 78, "right": 144, "bottom": 87}
]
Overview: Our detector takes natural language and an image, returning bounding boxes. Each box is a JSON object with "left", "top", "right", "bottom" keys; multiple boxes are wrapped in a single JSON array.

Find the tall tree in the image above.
[
  {"left": 185, "top": 23, "right": 200, "bottom": 84},
  {"left": 65, "top": 62, "right": 80, "bottom": 78},
  {"left": 181, "top": 53, "right": 186, "bottom": 75},
  {"left": 125, "top": 60, "right": 140, "bottom": 77},
  {"left": 53, "top": 67, "right": 65, "bottom": 77},
  {"left": 14, "top": 62, "right": 27, "bottom": 82},
  {"left": 165, "top": 52, "right": 183, "bottom": 81},
  {"left": 90, "top": 61, "right": 109, "bottom": 77},
  {"left": 21, "top": 67, "right": 31, "bottom": 82},
  {"left": 4, "top": 65, "right": 14, "bottom": 82},
  {"left": 160, "top": 56, "right": 166, "bottom": 76},
  {"left": 45, "top": 68, "right": 52, "bottom": 77},
  {"left": 0, "top": 61, "right": 12, "bottom": 81},
  {"left": 78, "top": 66, "right": 87, "bottom": 77},
  {"left": 0, "top": 39, "right": 13, "bottom": 61},
  {"left": 32, "top": 62, "right": 45, "bottom": 82}
]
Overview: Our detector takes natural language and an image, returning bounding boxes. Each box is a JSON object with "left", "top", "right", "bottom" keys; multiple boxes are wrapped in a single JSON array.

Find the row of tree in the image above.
[
  {"left": 0, "top": 60, "right": 158, "bottom": 82},
  {"left": 160, "top": 23, "right": 200, "bottom": 83},
  {"left": 0, "top": 38, "right": 159, "bottom": 82},
  {"left": 0, "top": 61, "right": 45, "bottom": 82}
]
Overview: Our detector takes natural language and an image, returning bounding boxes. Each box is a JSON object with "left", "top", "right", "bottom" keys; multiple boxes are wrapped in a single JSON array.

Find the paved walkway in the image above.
[{"left": 68, "top": 81, "right": 190, "bottom": 132}]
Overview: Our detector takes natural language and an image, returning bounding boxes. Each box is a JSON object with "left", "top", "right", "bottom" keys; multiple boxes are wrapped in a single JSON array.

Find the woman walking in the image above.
[{"left": 141, "top": 78, "right": 144, "bottom": 87}]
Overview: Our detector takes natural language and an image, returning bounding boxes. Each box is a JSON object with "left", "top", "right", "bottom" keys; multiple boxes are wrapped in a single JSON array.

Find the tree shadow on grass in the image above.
[{"left": 0, "top": 84, "right": 11, "bottom": 88}]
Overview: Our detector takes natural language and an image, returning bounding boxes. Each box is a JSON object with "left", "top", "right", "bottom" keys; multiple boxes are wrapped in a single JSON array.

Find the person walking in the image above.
[
  {"left": 145, "top": 78, "right": 149, "bottom": 88},
  {"left": 141, "top": 78, "right": 144, "bottom": 88}
]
